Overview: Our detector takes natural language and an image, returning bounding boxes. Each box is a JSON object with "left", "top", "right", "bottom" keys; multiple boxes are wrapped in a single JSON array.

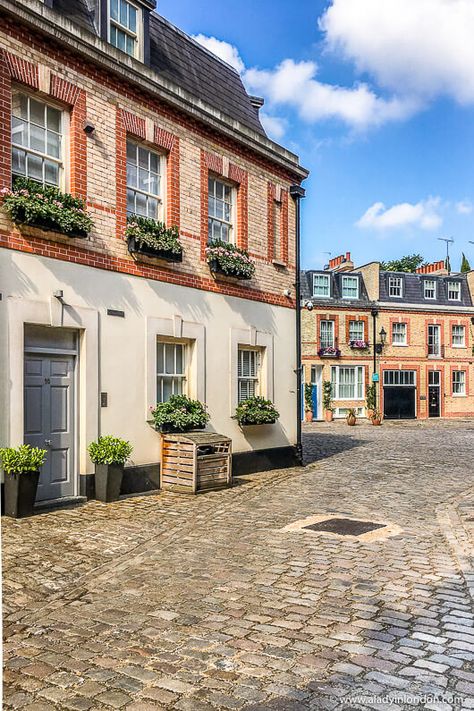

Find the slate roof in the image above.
[
  {"left": 301, "top": 270, "right": 371, "bottom": 306},
  {"left": 379, "top": 271, "right": 473, "bottom": 307},
  {"left": 48, "top": 0, "right": 265, "bottom": 136}
]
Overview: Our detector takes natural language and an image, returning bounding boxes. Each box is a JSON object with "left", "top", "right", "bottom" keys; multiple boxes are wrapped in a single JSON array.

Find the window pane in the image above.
[
  {"left": 12, "top": 147, "right": 26, "bottom": 176},
  {"left": 162, "top": 378, "right": 172, "bottom": 403},
  {"left": 44, "top": 160, "right": 59, "bottom": 186},
  {"left": 126, "top": 188, "right": 135, "bottom": 214},
  {"left": 149, "top": 152, "right": 159, "bottom": 173},
  {"left": 110, "top": 0, "right": 119, "bottom": 20},
  {"left": 26, "top": 153, "right": 43, "bottom": 181},
  {"left": 138, "top": 147, "right": 148, "bottom": 168},
  {"left": 126, "top": 141, "right": 136, "bottom": 163},
  {"left": 29, "top": 98, "right": 45, "bottom": 127},
  {"left": 117, "top": 28, "right": 126, "bottom": 52},
  {"left": 147, "top": 197, "right": 158, "bottom": 219},
  {"left": 138, "top": 167, "right": 149, "bottom": 191},
  {"left": 157, "top": 342, "right": 164, "bottom": 374},
  {"left": 135, "top": 191, "right": 147, "bottom": 216},
  {"left": 126, "top": 162, "right": 137, "bottom": 188},
  {"left": 165, "top": 345, "right": 174, "bottom": 374},
  {"left": 148, "top": 173, "right": 159, "bottom": 196},
  {"left": 47, "top": 131, "right": 60, "bottom": 158},
  {"left": 30, "top": 124, "right": 45, "bottom": 153},
  {"left": 120, "top": 0, "right": 128, "bottom": 25},
  {"left": 129, "top": 5, "right": 137, "bottom": 32},
  {"left": 11, "top": 117, "right": 27, "bottom": 146},
  {"left": 175, "top": 345, "right": 183, "bottom": 374},
  {"left": 46, "top": 106, "right": 61, "bottom": 133}
]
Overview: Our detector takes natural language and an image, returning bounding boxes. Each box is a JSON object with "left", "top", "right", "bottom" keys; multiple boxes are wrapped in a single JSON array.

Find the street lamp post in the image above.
[{"left": 290, "top": 184, "right": 306, "bottom": 466}]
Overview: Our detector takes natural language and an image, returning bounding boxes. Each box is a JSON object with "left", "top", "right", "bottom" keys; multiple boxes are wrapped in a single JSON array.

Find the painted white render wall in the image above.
[{"left": 0, "top": 248, "right": 297, "bottom": 472}]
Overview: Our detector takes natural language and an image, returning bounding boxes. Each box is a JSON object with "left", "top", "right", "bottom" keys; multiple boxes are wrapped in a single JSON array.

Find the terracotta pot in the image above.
[
  {"left": 347, "top": 415, "right": 356, "bottom": 426},
  {"left": 305, "top": 410, "right": 313, "bottom": 422},
  {"left": 324, "top": 409, "right": 334, "bottom": 422},
  {"left": 371, "top": 418, "right": 382, "bottom": 426}
]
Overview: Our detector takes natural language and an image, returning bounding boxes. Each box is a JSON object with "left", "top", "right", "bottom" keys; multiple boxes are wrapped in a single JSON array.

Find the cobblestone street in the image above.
[{"left": 2, "top": 421, "right": 474, "bottom": 710}]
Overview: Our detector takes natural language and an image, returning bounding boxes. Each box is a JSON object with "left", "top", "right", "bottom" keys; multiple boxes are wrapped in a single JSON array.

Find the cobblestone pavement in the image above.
[{"left": 3, "top": 420, "right": 474, "bottom": 711}]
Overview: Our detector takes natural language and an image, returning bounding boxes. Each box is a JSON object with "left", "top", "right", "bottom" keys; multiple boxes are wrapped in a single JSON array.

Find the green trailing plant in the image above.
[
  {"left": 0, "top": 444, "right": 47, "bottom": 474},
  {"left": 322, "top": 380, "right": 333, "bottom": 411},
  {"left": 366, "top": 383, "right": 376, "bottom": 412},
  {"left": 234, "top": 396, "right": 280, "bottom": 426},
  {"left": 304, "top": 383, "right": 313, "bottom": 411},
  {"left": 126, "top": 215, "right": 182, "bottom": 255},
  {"left": 151, "top": 395, "right": 210, "bottom": 433},
  {"left": 1, "top": 177, "right": 93, "bottom": 237},
  {"left": 206, "top": 239, "right": 255, "bottom": 279},
  {"left": 88, "top": 436, "right": 133, "bottom": 466}
]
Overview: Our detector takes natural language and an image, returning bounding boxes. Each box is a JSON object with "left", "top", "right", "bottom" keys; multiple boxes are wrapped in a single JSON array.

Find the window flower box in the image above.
[
  {"left": 151, "top": 395, "right": 209, "bottom": 434},
  {"left": 206, "top": 239, "right": 255, "bottom": 280},
  {"left": 126, "top": 215, "right": 183, "bottom": 262},
  {"left": 318, "top": 347, "right": 341, "bottom": 358},
  {"left": 349, "top": 340, "right": 369, "bottom": 350},
  {"left": 1, "top": 178, "right": 93, "bottom": 238},
  {"left": 234, "top": 396, "right": 280, "bottom": 426}
]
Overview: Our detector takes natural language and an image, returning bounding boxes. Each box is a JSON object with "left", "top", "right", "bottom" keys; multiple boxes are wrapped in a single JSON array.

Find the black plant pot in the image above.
[
  {"left": 239, "top": 418, "right": 277, "bottom": 426},
  {"left": 4, "top": 470, "right": 40, "bottom": 518},
  {"left": 156, "top": 424, "right": 206, "bottom": 434},
  {"left": 94, "top": 463, "right": 124, "bottom": 502},
  {"left": 208, "top": 259, "right": 252, "bottom": 280},
  {"left": 128, "top": 237, "right": 183, "bottom": 262},
  {"left": 13, "top": 213, "right": 88, "bottom": 238}
]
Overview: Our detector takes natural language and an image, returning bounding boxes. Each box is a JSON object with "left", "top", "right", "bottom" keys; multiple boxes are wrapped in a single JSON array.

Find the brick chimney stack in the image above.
[
  {"left": 415, "top": 260, "right": 448, "bottom": 275},
  {"left": 327, "top": 252, "right": 354, "bottom": 272}
]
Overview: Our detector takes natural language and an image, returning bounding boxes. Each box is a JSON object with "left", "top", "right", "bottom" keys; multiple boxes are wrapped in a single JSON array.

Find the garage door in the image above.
[{"left": 383, "top": 370, "right": 416, "bottom": 420}]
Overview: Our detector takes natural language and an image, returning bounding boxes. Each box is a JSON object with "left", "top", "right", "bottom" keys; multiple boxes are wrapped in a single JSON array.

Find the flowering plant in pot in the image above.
[
  {"left": 322, "top": 380, "right": 334, "bottom": 422},
  {"left": 346, "top": 408, "right": 357, "bottom": 426},
  {"left": 2, "top": 177, "right": 93, "bottom": 238},
  {"left": 126, "top": 215, "right": 183, "bottom": 261},
  {"left": 0, "top": 444, "right": 47, "bottom": 518},
  {"left": 349, "top": 339, "right": 369, "bottom": 350},
  {"left": 304, "top": 383, "right": 313, "bottom": 422},
  {"left": 151, "top": 395, "right": 210, "bottom": 433},
  {"left": 88, "top": 436, "right": 133, "bottom": 503},
  {"left": 371, "top": 410, "right": 383, "bottom": 426},
  {"left": 234, "top": 396, "right": 280, "bottom": 426},
  {"left": 318, "top": 346, "right": 341, "bottom": 358},
  {"left": 206, "top": 239, "right": 255, "bottom": 279}
]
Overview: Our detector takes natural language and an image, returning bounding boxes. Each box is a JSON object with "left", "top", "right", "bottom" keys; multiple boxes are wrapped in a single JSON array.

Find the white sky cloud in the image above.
[
  {"left": 356, "top": 198, "right": 443, "bottom": 231},
  {"left": 192, "top": 34, "right": 245, "bottom": 74},
  {"left": 320, "top": 0, "right": 474, "bottom": 104},
  {"left": 456, "top": 200, "right": 473, "bottom": 215},
  {"left": 259, "top": 113, "right": 287, "bottom": 141}
]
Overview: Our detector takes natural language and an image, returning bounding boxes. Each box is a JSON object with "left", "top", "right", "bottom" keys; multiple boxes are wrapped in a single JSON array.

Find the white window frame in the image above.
[
  {"left": 447, "top": 281, "right": 461, "bottom": 301},
  {"left": 126, "top": 139, "right": 165, "bottom": 221},
  {"left": 208, "top": 176, "right": 235, "bottom": 243},
  {"left": 452, "top": 370, "right": 466, "bottom": 396},
  {"left": 392, "top": 322, "right": 407, "bottom": 346},
  {"left": 108, "top": 0, "right": 142, "bottom": 59},
  {"left": 423, "top": 279, "right": 436, "bottom": 300},
  {"left": 341, "top": 276, "right": 359, "bottom": 299},
  {"left": 11, "top": 90, "right": 66, "bottom": 189},
  {"left": 388, "top": 276, "right": 403, "bottom": 297},
  {"left": 273, "top": 199, "right": 282, "bottom": 261},
  {"left": 237, "top": 347, "right": 261, "bottom": 403},
  {"left": 348, "top": 320, "right": 364, "bottom": 342},
  {"left": 156, "top": 340, "right": 187, "bottom": 403},
  {"left": 313, "top": 274, "right": 331, "bottom": 298},
  {"left": 230, "top": 328, "right": 273, "bottom": 416},
  {"left": 330, "top": 366, "right": 364, "bottom": 401},
  {"left": 452, "top": 325, "right": 466, "bottom": 348},
  {"left": 320, "top": 320, "right": 335, "bottom": 349},
  {"left": 427, "top": 324, "right": 441, "bottom": 357},
  {"left": 383, "top": 370, "right": 416, "bottom": 386}
]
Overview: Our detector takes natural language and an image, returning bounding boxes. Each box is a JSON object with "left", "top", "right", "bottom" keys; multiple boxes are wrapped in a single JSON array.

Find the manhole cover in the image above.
[{"left": 303, "top": 517, "right": 386, "bottom": 537}]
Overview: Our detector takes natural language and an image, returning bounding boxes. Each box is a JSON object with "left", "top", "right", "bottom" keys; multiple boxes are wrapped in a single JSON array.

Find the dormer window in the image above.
[
  {"left": 423, "top": 279, "right": 436, "bottom": 300},
  {"left": 109, "top": 0, "right": 141, "bottom": 57},
  {"left": 313, "top": 274, "right": 330, "bottom": 298},
  {"left": 388, "top": 276, "right": 403, "bottom": 297},
  {"left": 447, "top": 281, "right": 461, "bottom": 301},
  {"left": 341, "top": 275, "right": 359, "bottom": 299}
]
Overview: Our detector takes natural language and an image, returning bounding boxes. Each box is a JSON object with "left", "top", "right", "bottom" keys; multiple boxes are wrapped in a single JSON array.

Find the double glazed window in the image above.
[
  {"left": 452, "top": 370, "right": 466, "bottom": 396},
  {"left": 126, "top": 140, "right": 163, "bottom": 219},
  {"left": 313, "top": 274, "right": 330, "bottom": 298},
  {"left": 392, "top": 322, "right": 407, "bottom": 345},
  {"left": 447, "top": 281, "right": 461, "bottom": 301},
  {"left": 388, "top": 276, "right": 403, "bottom": 297},
  {"left": 237, "top": 348, "right": 260, "bottom": 402},
  {"left": 348, "top": 320, "right": 364, "bottom": 342},
  {"left": 156, "top": 342, "right": 186, "bottom": 403},
  {"left": 331, "top": 366, "right": 364, "bottom": 400},
  {"left": 452, "top": 325, "right": 466, "bottom": 347},
  {"left": 208, "top": 177, "right": 234, "bottom": 242},
  {"left": 424, "top": 280, "right": 436, "bottom": 299},
  {"left": 341, "top": 276, "right": 359, "bottom": 299},
  {"left": 109, "top": 0, "right": 140, "bottom": 57},
  {"left": 12, "top": 92, "right": 63, "bottom": 187},
  {"left": 320, "top": 320, "right": 335, "bottom": 349}
]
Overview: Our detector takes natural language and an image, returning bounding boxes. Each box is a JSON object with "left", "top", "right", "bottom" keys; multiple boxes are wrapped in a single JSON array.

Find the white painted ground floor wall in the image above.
[{"left": 0, "top": 249, "right": 297, "bottom": 489}]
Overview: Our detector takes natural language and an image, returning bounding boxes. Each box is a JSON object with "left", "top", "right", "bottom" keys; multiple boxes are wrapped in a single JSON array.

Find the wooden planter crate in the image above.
[{"left": 160, "top": 432, "right": 232, "bottom": 493}]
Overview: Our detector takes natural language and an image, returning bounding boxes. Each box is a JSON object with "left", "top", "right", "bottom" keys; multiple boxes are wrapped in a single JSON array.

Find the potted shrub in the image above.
[
  {"left": 366, "top": 383, "right": 376, "bottom": 420},
  {"left": 126, "top": 215, "right": 183, "bottom": 262},
  {"left": 346, "top": 408, "right": 357, "bottom": 426},
  {"left": 0, "top": 444, "right": 47, "bottom": 518},
  {"left": 304, "top": 383, "right": 313, "bottom": 422},
  {"left": 88, "top": 436, "right": 133, "bottom": 503},
  {"left": 371, "top": 410, "right": 383, "bottom": 426},
  {"left": 322, "top": 380, "right": 334, "bottom": 422},
  {"left": 235, "top": 396, "right": 280, "bottom": 426},
  {"left": 1, "top": 177, "right": 93, "bottom": 238},
  {"left": 349, "top": 340, "right": 369, "bottom": 350},
  {"left": 206, "top": 239, "right": 255, "bottom": 280},
  {"left": 151, "top": 395, "right": 210, "bottom": 433},
  {"left": 318, "top": 346, "right": 341, "bottom": 358}
]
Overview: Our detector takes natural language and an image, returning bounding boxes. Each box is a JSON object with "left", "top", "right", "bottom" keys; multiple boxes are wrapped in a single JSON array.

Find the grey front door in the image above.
[{"left": 24, "top": 354, "right": 75, "bottom": 501}]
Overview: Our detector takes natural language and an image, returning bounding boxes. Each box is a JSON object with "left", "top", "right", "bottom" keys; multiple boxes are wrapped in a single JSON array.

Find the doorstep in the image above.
[{"left": 34, "top": 495, "right": 87, "bottom": 513}]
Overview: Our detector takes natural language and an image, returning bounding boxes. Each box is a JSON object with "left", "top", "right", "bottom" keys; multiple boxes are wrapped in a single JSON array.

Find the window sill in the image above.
[
  {"left": 392, "top": 343, "right": 408, "bottom": 347},
  {"left": 272, "top": 259, "right": 287, "bottom": 269}
]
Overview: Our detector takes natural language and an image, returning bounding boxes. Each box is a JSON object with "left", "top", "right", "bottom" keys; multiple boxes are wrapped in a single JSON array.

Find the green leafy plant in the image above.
[
  {"left": 304, "top": 383, "right": 313, "bottom": 411},
  {"left": 206, "top": 239, "right": 255, "bottom": 279},
  {"left": 151, "top": 395, "right": 210, "bottom": 433},
  {"left": 1, "top": 177, "right": 93, "bottom": 237},
  {"left": 461, "top": 252, "right": 471, "bottom": 273},
  {"left": 234, "top": 396, "right": 280, "bottom": 425},
  {"left": 88, "top": 436, "right": 133, "bottom": 465},
  {"left": 366, "top": 383, "right": 376, "bottom": 412},
  {"left": 322, "top": 380, "right": 333, "bottom": 411},
  {"left": 380, "top": 253, "right": 425, "bottom": 273},
  {"left": 126, "top": 215, "right": 182, "bottom": 256},
  {"left": 0, "top": 444, "right": 47, "bottom": 474}
]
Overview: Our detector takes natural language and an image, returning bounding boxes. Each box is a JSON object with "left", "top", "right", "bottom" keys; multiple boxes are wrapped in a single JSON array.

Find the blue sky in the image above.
[{"left": 160, "top": 0, "right": 474, "bottom": 270}]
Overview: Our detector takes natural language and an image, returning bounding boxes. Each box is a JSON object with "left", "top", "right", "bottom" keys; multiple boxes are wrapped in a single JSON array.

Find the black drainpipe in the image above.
[
  {"left": 290, "top": 184, "right": 306, "bottom": 465},
  {"left": 371, "top": 306, "right": 378, "bottom": 410}
]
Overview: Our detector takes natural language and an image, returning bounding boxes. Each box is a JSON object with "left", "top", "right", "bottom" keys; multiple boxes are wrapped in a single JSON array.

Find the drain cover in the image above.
[{"left": 303, "top": 517, "right": 386, "bottom": 537}]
